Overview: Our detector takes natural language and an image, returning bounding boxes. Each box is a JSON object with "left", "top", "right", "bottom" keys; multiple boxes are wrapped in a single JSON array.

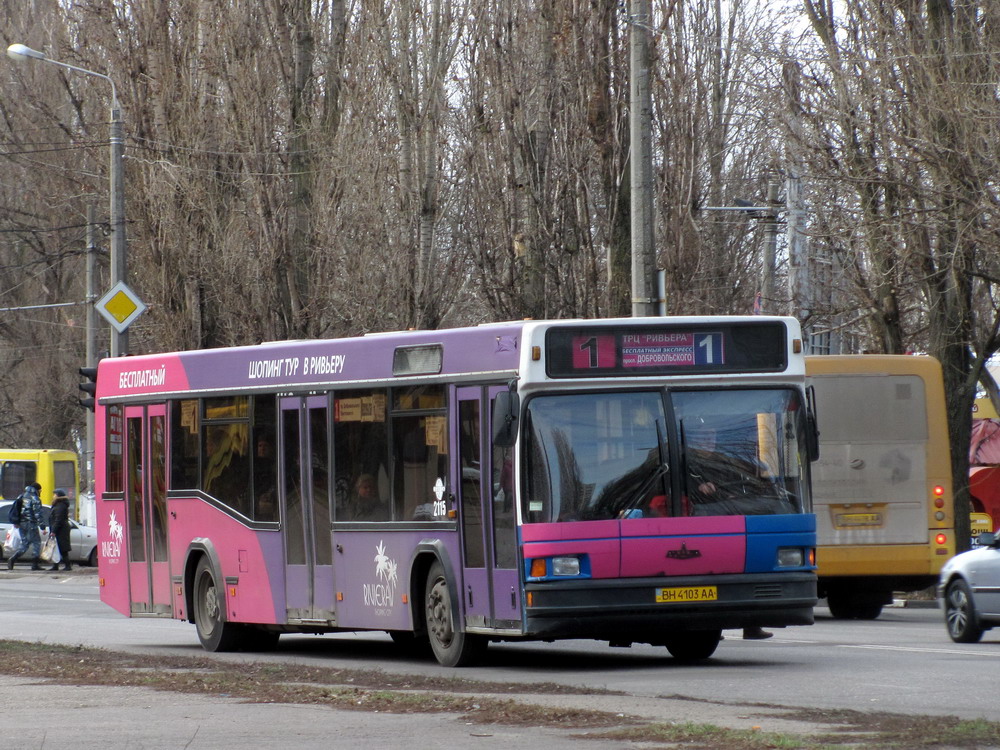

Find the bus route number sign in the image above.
[{"left": 572, "top": 332, "right": 724, "bottom": 370}]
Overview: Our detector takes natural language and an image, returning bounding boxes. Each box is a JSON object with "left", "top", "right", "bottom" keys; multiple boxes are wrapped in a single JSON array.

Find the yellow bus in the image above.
[
  {"left": 0, "top": 449, "right": 79, "bottom": 514},
  {"left": 807, "top": 355, "right": 954, "bottom": 619}
]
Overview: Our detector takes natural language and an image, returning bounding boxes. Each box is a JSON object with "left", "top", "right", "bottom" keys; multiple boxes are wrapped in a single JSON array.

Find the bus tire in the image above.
[
  {"left": 424, "top": 561, "right": 486, "bottom": 667},
  {"left": 945, "top": 579, "right": 984, "bottom": 644},
  {"left": 827, "top": 591, "right": 882, "bottom": 620},
  {"left": 193, "top": 557, "right": 240, "bottom": 652},
  {"left": 664, "top": 630, "right": 721, "bottom": 662},
  {"left": 240, "top": 627, "right": 280, "bottom": 652},
  {"left": 389, "top": 630, "right": 430, "bottom": 656}
]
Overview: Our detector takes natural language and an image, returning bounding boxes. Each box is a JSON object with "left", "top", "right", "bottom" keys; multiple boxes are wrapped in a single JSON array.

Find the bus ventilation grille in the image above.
[{"left": 753, "top": 584, "right": 784, "bottom": 599}]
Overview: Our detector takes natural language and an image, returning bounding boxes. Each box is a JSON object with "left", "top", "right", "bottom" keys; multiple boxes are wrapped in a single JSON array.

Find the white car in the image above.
[
  {"left": 1, "top": 502, "right": 98, "bottom": 566},
  {"left": 939, "top": 532, "right": 1000, "bottom": 643}
]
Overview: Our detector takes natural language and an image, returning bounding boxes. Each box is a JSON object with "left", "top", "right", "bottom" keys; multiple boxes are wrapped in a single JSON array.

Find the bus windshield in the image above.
[{"left": 524, "top": 388, "right": 809, "bottom": 523}]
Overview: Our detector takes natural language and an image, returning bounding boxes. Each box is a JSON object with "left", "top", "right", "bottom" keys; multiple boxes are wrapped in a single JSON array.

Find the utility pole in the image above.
[
  {"left": 761, "top": 176, "right": 781, "bottom": 313},
  {"left": 109, "top": 95, "right": 128, "bottom": 356},
  {"left": 7, "top": 43, "right": 128, "bottom": 356},
  {"left": 783, "top": 61, "right": 811, "bottom": 343},
  {"left": 629, "top": 0, "right": 657, "bottom": 317},
  {"left": 84, "top": 206, "right": 98, "bottom": 497}
]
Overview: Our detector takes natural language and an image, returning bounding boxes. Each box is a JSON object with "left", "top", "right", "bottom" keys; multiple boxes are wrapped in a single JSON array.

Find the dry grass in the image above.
[{"left": 1, "top": 639, "right": 997, "bottom": 749}]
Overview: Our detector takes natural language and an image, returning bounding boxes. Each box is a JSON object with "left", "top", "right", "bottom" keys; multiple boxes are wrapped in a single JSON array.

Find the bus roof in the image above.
[{"left": 96, "top": 316, "right": 803, "bottom": 402}]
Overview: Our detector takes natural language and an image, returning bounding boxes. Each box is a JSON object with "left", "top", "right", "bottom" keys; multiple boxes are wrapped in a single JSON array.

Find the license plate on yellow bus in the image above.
[
  {"left": 835, "top": 512, "right": 883, "bottom": 527},
  {"left": 655, "top": 586, "right": 718, "bottom": 603}
]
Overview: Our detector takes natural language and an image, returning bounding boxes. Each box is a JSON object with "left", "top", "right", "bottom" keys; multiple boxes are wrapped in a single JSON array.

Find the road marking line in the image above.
[{"left": 839, "top": 644, "right": 1000, "bottom": 657}]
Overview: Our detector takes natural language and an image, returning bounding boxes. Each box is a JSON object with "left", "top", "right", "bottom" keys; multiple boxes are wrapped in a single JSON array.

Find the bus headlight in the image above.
[
  {"left": 777, "top": 548, "right": 804, "bottom": 567},
  {"left": 552, "top": 557, "right": 581, "bottom": 576}
]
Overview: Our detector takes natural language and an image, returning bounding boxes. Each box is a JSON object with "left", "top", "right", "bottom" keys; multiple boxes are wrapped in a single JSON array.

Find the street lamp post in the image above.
[{"left": 7, "top": 43, "right": 128, "bottom": 357}]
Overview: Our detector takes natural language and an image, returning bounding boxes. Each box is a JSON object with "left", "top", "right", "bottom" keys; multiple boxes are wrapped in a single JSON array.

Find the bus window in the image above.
[
  {"left": 393, "top": 385, "right": 448, "bottom": 520},
  {"left": 675, "top": 389, "right": 806, "bottom": 517},
  {"left": 252, "top": 395, "right": 277, "bottom": 522},
  {"left": 53, "top": 461, "right": 76, "bottom": 501},
  {"left": 333, "top": 389, "right": 389, "bottom": 521},
  {"left": 170, "top": 400, "right": 200, "bottom": 490},
  {"left": 202, "top": 396, "right": 251, "bottom": 516},
  {"left": 525, "top": 391, "right": 669, "bottom": 523},
  {"left": 309, "top": 405, "right": 332, "bottom": 563},
  {"left": 460, "top": 399, "right": 484, "bottom": 567},
  {"left": 492, "top": 439, "right": 516, "bottom": 567},
  {"left": 108, "top": 405, "right": 124, "bottom": 493},
  {"left": 1, "top": 462, "right": 35, "bottom": 499},
  {"left": 393, "top": 413, "right": 448, "bottom": 520}
]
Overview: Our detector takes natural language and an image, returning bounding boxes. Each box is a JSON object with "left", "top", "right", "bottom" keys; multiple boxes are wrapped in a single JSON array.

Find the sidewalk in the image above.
[{"left": 0, "top": 670, "right": 846, "bottom": 750}]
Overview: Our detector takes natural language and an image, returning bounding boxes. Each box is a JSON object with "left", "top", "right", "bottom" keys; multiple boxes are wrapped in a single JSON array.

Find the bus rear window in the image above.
[{"left": 1, "top": 461, "right": 36, "bottom": 499}]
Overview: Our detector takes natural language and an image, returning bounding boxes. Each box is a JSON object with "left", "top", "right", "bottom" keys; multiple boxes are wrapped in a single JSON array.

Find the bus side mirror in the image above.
[
  {"left": 806, "top": 414, "right": 820, "bottom": 462},
  {"left": 806, "top": 385, "right": 820, "bottom": 462},
  {"left": 492, "top": 390, "right": 520, "bottom": 447}
]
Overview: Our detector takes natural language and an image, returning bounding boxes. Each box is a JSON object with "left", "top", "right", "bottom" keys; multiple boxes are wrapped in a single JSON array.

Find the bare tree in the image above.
[{"left": 792, "top": 0, "right": 1000, "bottom": 547}]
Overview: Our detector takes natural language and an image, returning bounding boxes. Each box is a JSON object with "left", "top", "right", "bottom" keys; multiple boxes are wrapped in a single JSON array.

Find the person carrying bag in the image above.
[{"left": 47, "top": 488, "right": 72, "bottom": 571}]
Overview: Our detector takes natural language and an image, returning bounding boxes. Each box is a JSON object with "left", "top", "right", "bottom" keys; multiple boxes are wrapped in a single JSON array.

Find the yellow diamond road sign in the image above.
[{"left": 96, "top": 281, "right": 147, "bottom": 333}]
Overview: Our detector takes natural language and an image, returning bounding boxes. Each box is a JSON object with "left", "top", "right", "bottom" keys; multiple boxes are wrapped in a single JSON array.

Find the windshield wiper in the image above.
[{"left": 619, "top": 419, "right": 669, "bottom": 517}]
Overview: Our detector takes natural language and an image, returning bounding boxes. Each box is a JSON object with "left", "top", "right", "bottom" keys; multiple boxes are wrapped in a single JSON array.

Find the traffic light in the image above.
[{"left": 78, "top": 366, "right": 98, "bottom": 412}]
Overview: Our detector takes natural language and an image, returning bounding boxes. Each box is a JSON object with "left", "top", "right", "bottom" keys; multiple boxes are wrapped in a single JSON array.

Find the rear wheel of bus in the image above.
[
  {"left": 425, "top": 561, "right": 486, "bottom": 667},
  {"left": 826, "top": 589, "right": 884, "bottom": 620},
  {"left": 193, "top": 557, "right": 241, "bottom": 652}
]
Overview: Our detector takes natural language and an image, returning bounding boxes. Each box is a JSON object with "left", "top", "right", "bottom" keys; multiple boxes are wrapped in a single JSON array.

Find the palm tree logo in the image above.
[{"left": 374, "top": 540, "right": 397, "bottom": 596}]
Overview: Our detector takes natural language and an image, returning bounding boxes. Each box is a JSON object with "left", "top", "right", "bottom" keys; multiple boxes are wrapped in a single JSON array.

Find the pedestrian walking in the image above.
[
  {"left": 7, "top": 482, "right": 45, "bottom": 570},
  {"left": 48, "top": 488, "right": 72, "bottom": 571}
]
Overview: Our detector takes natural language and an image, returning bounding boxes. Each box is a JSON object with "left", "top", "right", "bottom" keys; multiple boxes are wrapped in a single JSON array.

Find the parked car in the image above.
[
  {"left": 0, "top": 502, "right": 98, "bottom": 566},
  {"left": 939, "top": 532, "right": 1000, "bottom": 643}
]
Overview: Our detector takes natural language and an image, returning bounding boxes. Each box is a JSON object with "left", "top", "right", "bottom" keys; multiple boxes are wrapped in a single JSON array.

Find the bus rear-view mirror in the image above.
[{"left": 492, "top": 390, "right": 519, "bottom": 447}]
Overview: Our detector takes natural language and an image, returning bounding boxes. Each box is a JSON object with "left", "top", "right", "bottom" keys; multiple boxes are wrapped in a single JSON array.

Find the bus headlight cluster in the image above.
[
  {"left": 528, "top": 556, "right": 585, "bottom": 579},
  {"left": 552, "top": 557, "right": 581, "bottom": 576},
  {"left": 777, "top": 548, "right": 805, "bottom": 567}
]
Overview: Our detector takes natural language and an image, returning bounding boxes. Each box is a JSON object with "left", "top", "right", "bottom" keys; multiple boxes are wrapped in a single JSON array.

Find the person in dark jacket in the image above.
[
  {"left": 47, "top": 488, "right": 72, "bottom": 571},
  {"left": 7, "top": 482, "right": 45, "bottom": 570}
]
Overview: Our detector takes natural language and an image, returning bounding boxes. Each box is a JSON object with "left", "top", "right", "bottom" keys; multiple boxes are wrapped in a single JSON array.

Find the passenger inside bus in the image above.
[
  {"left": 346, "top": 473, "right": 390, "bottom": 521},
  {"left": 253, "top": 431, "right": 277, "bottom": 522}
]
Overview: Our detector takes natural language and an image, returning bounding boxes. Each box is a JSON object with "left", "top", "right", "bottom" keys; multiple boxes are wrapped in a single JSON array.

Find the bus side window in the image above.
[
  {"left": 392, "top": 386, "right": 448, "bottom": 521},
  {"left": 252, "top": 394, "right": 277, "bottom": 522},
  {"left": 170, "top": 400, "right": 200, "bottom": 490},
  {"left": 333, "top": 389, "right": 389, "bottom": 522}
]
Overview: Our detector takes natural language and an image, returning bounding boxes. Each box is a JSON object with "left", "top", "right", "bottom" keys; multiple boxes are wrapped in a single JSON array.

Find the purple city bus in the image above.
[{"left": 95, "top": 316, "right": 818, "bottom": 666}]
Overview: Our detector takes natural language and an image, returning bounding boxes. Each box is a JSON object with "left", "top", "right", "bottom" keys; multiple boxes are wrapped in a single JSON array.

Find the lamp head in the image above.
[{"left": 7, "top": 44, "right": 45, "bottom": 62}]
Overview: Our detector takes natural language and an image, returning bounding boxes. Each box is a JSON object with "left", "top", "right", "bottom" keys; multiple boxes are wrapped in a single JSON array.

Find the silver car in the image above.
[
  {"left": 939, "top": 532, "right": 1000, "bottom": 643},
  {"left": 0, "top": 502, "right": 98, "bottom": 566}
]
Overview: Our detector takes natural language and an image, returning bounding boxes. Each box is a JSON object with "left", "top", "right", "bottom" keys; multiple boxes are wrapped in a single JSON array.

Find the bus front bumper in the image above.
[{"left": 523, "top": 572, "right": 817, "bottom": 640}]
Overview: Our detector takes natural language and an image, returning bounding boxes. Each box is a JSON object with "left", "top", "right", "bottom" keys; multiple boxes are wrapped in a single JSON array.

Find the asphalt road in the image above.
[{"left": 0, "top": 568, "right": 994, "bottom": 748}]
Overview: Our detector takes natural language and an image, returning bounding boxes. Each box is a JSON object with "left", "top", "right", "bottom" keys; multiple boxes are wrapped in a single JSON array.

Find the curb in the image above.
[{"left": 890, "top": 598, "right": 938, "bottom": 609}]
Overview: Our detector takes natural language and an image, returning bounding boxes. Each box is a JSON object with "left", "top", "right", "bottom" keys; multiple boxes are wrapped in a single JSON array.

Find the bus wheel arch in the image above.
[
  {"left": 424, "top": 560, "right": 486, "bottom": 667},
  {"left": 410, "top": 542, "right": 486, "bottom": 667},
  {"left": 184, "top": 541, "right": 240, "bottom": 652}
]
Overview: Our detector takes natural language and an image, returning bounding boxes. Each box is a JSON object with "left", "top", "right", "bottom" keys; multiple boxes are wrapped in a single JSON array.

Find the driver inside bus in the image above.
[{"left": 684, "top": 421, "right": 771, "bottom": 511}]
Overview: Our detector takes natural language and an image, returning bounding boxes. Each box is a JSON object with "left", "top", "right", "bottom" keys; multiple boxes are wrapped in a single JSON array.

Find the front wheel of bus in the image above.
[
  {"left": 945, "top": 579, "right": 984, "bottom": 644},
  {"left": 193, "top": 558, "right": 240, "bottom": 652},
  {"left": 664, "top": 630, "right": 721, "bottom": 662},
  {"left": 425, "top": 561, "right": 486, "bottom": 667}
]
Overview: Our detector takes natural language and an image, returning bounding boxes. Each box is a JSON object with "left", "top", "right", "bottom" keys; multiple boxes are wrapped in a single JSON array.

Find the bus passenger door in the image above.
[
  {"left": 279, "top": 396, "right": 335, "bottom": 623},
  {"left": 124, "top": 405, "right": 172, "bottom": 615},
  {"left": 457, "top": 387, "right": 521, "bottom": 632}
]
